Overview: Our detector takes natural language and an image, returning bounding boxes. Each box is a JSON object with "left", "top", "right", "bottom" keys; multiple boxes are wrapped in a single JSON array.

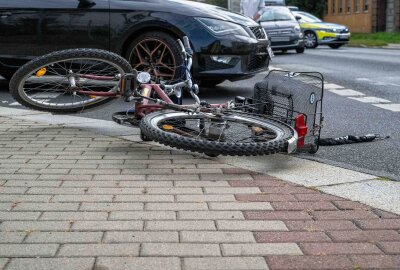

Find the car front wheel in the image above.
[
  {"left": 125, "top": 31, "right": 184, "bottom": 83},
  {"left": 304, "top": 32, "right": 318, "bottom": 48}
]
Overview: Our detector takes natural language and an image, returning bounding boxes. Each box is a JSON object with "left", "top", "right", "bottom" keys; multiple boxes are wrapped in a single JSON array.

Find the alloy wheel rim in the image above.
[
  {"left": 305, "top": 33, "right": 316, "bottom": 48},
  {"left": 129, "top": 38, "right": 177, "bottom": 82}
]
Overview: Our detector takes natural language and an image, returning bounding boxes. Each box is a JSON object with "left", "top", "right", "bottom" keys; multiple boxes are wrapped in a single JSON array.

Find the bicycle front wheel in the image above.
[
  {"left": 140, "top": 110, "right": 296, "bottom": 156},
  {"left": 10, "top": 49, "right": 133, "bottom": 113}
]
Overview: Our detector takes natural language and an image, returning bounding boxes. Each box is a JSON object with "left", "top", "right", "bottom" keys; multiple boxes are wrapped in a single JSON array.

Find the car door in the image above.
[{"left": 0, "top": 0, "right": 110, "bottom": 65}]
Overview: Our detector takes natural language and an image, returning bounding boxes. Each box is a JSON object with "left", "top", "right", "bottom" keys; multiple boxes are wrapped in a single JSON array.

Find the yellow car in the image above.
[{"left": 292, "top": 11, "right": 350, "bottom": 49}]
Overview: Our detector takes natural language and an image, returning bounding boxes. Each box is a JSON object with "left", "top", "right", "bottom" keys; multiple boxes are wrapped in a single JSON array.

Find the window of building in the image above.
[
  {"left": 354, "top": 0, "right": 361, "bottom": 12},
  {"left": 332, "top": 0, "right": 336, "bottom": 14},
  {"left": 346, "top": 0, "right": 351, "bottom": 13},
  {"left": 364, "top": 0, "right": 369, "bottom": 11},
  {"left": 338, "top": 0, "right": 343, "bottom": 13}
]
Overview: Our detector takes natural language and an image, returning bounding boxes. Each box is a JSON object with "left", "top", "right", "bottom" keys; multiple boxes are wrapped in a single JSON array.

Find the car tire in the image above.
[
  {"left": 199, "top": 79, "right": 225, "bottom": 87},
  {"left": 329, "top": 44, "right": 342, "bottom": 49},
  {"left": 296, "top": 47, "right": 305, "bottom": 53},
  {"left": 125, "top": 31, "right": 184, "bottom": 83},
  {"left": 304, "top": 31, "right": 318, "bottom": 48}
]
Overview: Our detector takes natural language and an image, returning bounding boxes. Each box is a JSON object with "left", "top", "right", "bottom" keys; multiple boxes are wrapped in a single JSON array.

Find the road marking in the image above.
[
  {"left": 9, "top": 102, "right": 21, "bottom": 106},
  {"left": 372, "top": 104, "right": 400, "bottom": 112},
  {"left": 329, "top": 89, "right": 365, "bottom": 96},
  {"left": 348, "top": 96, "right": 391, "bottom": 104},
  {"left": 32, "top": 93, "right": 60, "bottom": 99},
  {"left": 324, "top": 83, "right": 344, "bottom": 90}
]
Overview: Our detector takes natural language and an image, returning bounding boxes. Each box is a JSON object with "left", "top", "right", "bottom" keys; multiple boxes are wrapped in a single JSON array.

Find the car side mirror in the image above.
[
  {"left": 295, "top": 15, "right": 302, "bottom": 21},
  {"left": 78, "top": 0, "right": 96, "bottom": 8}
]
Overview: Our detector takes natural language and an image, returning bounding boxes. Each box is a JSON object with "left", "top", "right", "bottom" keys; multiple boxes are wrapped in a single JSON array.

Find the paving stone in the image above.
[
  {"left": 175, "top": 181, "right": 230, "bottom": 187},
  {"left": 39, "top": 174, "right": 93, "bottom": 181},
  {"left": 180, "top": 231, "right": 255, "bottom": 243},
  {"left": 93, "top": 175, "right": 145, "bottom": 180},
  {"left": 5, "top": 180, "right": 62, "bottom": 187},
  {"left": 0, "top": 194, "right": 52, "bottom": 202},
  {"left": 145, "top": 203, "right": 208, "bottom": 211},
  {"left": 356, "top": 219, "right": 400, "bottom": 230},
  {"left": 80, "top": 203, "right": 144, "bottom": 211},
  {"left": 266, "top": 255, "right": 353, "bottom": 270},
  {"left": 14, "top": 203, "right": 79, "bottom": 211},
  {"left": 328, "top": 230, "right": 400, "bottom": 242},
  {"left": 119, "top": 181, "right": 173, "bottom": 187},
  {"left": 104, "top": 231, "right": 179, "bottom": 243},
  {"left": 178, "top": 211, "right": 244, "bottom": 220},
  {"left": 0, "top": 232, "right": 26, "bottom": 243},
  {"left": 87, "top": 187, "right": 146, "bottom": 194},
  {"left": 146, "top": 221, "right": 216, "bottom": 231},
  {"left": 29, "top": 188, "right": 89, "bottom": 196},
  {"left": 58, "top": 243, "right": 139, "bottom": 256},
  {"left": 378, "top": 241, "right": 400, "bottom": 254},
  {"left": 204, "top": 187, "right": 260, "bottom": 194},
  {"left": 0, "top": 243, "right": 58, "bottom": 257},
  {"left": 0, "top": 258, "right": 8, "bottom": 269},
  {"left": 114, "top": 195, "right": 174, "bottom": 202},
  {"left": 244, "top": 211, "right": 313, "bottom": 220},
  {"left": 300, "top": 242, "right": 383, "bottom": 255},
  {"left": 141, "top": 243, "right": 221, "bottom": 256},
  {"left": 72, "top": 221, "right": 143, "bottom": 231},
  {"left": 0, "top": 187, "right": 28, "bottom": 194},
  {"left": 285, "top": 220, "right": 359, "bottom": 231},
  {"left": 235, "top": 194, "right": 297, "bottom": 202},
  {"left": 200, "top": 174, "right": 253, "bottom": 181},
  {"left": 312, "top": 210, "right": 378, "bottom": 220},
  {"left": 6, "top": 258, "right": 95, "bottom": 270},
  {"left": 177, "top": 195, "right": 235, "bottom": 202},
  {"left": 25, "top": 232, "right": 103, "bottom": 243},
  {"left": 0, "top": 211, "right": 41, "bottom": 220},
  {"left": 40, "top": 211, "right": 109, "bottom": 220},
  {"left": 110, "top": 211, "right": 176, "bottom": 220},
  {"left": 222, "top": 243, "right": 302, "bottom": 256},
  {"left": 209, "top": 202, "right": 273, "bottom": 211},
  {"left": 349, "top": 255, "right": 400, "bottom": 269},
  {"left": 147, "top": 174, "right": 199, "bottom": 181},
  {"left": 216, "top": 220, "right": 288, "bottom": 231},
  {"left": 255, "top": 231, "right": 331, "bottom": 243},
  {"left": 0, "top": 221, "right": 71, "bottom": 231},
  {"left": 122, "top": 169, "right": 172, "bottom": 175},
  {"left": 96, "top": 257, "right": 180, "bottom": 270},
  {"left": 295, "top": 193, "right": 346, "bottom": 201},
  {"left": 271, "top": 201, "right": 338, "bottom": 211},
  {"left": 228, "top": 180, "right": 286, "bottom": 187},
  {"left": 183, "top": 257, "right": 268, "bottom": 270},
  {"left": 53, "top": 195, "right": 113, "bottom": 202},
  {"left": 332, "top": 200, "right": 371, "bottom": 210}
]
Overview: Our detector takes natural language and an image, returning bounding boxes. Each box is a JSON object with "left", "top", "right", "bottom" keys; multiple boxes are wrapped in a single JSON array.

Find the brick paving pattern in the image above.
[{"left": 0, "top": 116, "right": 399, "bottom": 269}]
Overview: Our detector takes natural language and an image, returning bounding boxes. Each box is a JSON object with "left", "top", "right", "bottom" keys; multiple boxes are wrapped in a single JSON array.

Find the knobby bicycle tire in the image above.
[
  {"left": 10, "top": 49, "right": 133, "bottom": 113},
  {"left": 140, "top": 110, "right": 296, "bottom": 156}
]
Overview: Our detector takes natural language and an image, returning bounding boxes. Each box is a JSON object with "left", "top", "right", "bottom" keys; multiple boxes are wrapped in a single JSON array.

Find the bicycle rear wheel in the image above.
[
  {"left": 10, "top": 49, "right": 133, "bottom": 113},
  {"left": 140, "top": 110, "right": 297, "bottom": 156}
]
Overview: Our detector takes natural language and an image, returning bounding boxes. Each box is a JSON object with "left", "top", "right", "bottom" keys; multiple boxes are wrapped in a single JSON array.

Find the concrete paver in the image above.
[{"left": 0, "top": 114, "right": 399, "bottom": 270}]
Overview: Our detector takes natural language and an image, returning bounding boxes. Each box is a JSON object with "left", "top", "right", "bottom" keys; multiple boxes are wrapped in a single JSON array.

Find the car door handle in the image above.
[{"left": 1, "top": 12, "right": 12, "bottom": 19}]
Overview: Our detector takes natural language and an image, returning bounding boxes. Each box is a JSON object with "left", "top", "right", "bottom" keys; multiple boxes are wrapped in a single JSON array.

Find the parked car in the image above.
[
  {"left": 287, "top": 6, "right": 299, "bottom": 11},
  {"left": 292, "top": 11, "right": 350, "bottom": 49},
  {"left": 258, "top": 6, "right": 305, "bottom": 53},
  {"left": 0, "top": 0, "right": 271, "bottom": 87},
  {"left": 264, "top": 0, "right": 285, "bottom": 6}
]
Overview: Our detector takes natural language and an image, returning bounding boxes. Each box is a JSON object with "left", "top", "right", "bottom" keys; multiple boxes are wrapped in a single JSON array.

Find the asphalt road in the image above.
[{"left": 1, "top": 46, "right": 399, "bottom": 180}]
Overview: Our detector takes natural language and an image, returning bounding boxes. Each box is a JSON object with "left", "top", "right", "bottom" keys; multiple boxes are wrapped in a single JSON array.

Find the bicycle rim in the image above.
[
  {"left": 141, "top": 111, "right": 295, "bottom": 156},
  {"left": 16, "top": 56, "right": 124, "bottom": 110}
]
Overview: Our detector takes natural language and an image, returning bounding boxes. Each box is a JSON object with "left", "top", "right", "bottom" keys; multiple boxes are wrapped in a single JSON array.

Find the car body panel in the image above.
[
  {"left": 0, "top": 0, "right": 269, "bottom": 81},
  {"left": 258, "top": 6, "right": 304, "bottom": 51}
]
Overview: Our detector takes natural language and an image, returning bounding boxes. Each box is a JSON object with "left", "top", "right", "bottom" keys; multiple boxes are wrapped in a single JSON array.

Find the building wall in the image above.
[{"left": 324, "top": 0, "right": 374, "bottom": 33}]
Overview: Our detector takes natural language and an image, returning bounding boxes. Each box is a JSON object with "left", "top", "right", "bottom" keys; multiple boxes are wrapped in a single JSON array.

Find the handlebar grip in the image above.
[{"left": 183, "top": 36, "right": 190, "bottom": 49}]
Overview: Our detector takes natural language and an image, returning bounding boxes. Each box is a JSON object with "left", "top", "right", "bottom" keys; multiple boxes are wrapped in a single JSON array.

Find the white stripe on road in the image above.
[
  {"left": 9, "top": 102, "right": 21, "bottom": 106},
  {"left": 32, "top": 93, "right": 61, "bottom": 99},
  {"left": 329, "top": 89, "right": 365, "bottom": 96},
  {"left": 372, "top": 104, "right": 400, "bottom": 112},
  {"left": 324, "top": 83, "right": 345, "bottom": 90},
  {"left": 348, "top": 96, "right": 391, "bottom": 104}
]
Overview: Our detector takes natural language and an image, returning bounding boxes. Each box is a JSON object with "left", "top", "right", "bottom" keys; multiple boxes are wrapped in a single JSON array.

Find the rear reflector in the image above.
[{"left": 295, "top": 114, "right": 308, "bottom": 148}]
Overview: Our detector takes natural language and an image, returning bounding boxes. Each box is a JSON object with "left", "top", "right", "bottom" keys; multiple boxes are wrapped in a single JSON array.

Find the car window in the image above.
[
  {"left": 259, "top": 7, "right": 296, "bottom": 22},
  {"left": 293, "top": 12, "right": 322, "bottom": 23}
]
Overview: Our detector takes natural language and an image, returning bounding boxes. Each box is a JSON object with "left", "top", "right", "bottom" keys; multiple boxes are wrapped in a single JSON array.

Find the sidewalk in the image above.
[{"left": 0, "top": 111, "right": 399, "bottom": 270}]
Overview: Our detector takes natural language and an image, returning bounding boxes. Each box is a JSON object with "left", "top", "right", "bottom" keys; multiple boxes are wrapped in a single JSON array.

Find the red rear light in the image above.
[{"left": 295, "top": 114, "right": 308, "bottom": 148}]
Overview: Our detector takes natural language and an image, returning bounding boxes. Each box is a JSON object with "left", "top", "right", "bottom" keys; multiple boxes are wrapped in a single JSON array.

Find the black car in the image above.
[{"left": 0, "top": 0, "right": 270, "bottom": 87}]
